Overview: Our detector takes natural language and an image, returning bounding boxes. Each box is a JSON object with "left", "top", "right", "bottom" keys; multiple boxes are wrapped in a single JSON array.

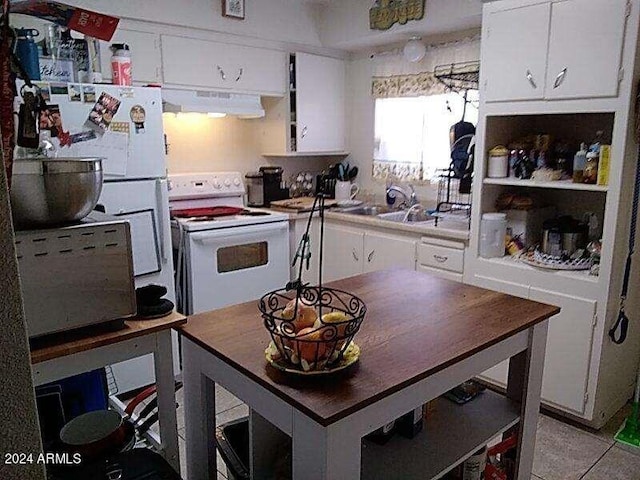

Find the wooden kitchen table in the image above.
[
  {"left": 179, "top": 270, "right": 559, "bottom": 480},
  {"left": 30, "top": 311, "right": 186, "bottom": 472}
]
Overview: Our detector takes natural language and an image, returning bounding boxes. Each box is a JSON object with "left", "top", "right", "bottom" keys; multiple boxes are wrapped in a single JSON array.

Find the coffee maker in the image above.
[{"left": 259, "top": 166, "right": 289, "bottom": 206}]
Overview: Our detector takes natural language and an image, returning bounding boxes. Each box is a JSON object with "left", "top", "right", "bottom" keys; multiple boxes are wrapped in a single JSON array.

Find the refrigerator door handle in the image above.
[{"left": 156, "top": 178, "right": 170, "bottom": 262}]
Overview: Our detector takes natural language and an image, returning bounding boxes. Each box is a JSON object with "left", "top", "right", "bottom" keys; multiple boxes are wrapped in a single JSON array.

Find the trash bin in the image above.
[{"left": 215, "top": 417, "right": 250, "bottom": 480}]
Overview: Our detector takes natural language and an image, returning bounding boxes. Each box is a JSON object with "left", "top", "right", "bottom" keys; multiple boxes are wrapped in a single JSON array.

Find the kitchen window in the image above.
[{"left": 373, "top": 90, "right": 478, "bottom": 182}]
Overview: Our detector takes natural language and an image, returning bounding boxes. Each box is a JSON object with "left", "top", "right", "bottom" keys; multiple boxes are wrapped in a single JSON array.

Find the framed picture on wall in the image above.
[{"left": 222, "top": 0, "right": 245, "bottom": 19}]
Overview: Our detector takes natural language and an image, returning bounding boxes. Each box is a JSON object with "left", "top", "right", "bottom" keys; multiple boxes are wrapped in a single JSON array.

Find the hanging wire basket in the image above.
[{"left": 258, "top": 193, "right": 367, "bottom": 374}]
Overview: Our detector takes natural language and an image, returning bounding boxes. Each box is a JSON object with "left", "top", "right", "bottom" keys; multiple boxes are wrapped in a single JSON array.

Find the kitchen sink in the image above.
[
  {"left": 377, "top": 210, "right": 434, "bottom": 223},
  {"left": 338, "top": 205, "right": 392, "bottom": 216}
]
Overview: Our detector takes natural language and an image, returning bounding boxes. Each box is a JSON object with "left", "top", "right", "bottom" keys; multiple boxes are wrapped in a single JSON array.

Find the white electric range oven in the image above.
[{"left": 169, "top": 172, "right": 290, "bottom": 315}]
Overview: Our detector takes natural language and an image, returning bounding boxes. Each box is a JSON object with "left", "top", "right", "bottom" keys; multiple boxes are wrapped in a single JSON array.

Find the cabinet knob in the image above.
[
  {"left": 553, "top": 68, "right": 568, "bottom": 89},
  {"left": 235, "top": 68, "right": 244, "bottom": 82},
  {"left": 301, "top": 126, "right": 308, "bottom": 138},
  {"left": 352, "top": 249, "right": 359, "bottom": 262},
  {"left": 526, "top": 70, "right": 537, "bottom": 89},
  {"left": 217, "top": 65, "right": 226, "bottom": 81}
]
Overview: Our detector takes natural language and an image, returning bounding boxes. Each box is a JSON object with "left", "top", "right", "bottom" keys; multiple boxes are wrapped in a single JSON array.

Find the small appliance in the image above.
[
  {"left": 259, "top": 166, "right": 289, "bottom": 206},
  {"left": 16, "top": 213, "right": 136, "bottom": 338},
  {"left": 245, "top": 171, "right": 264, "bottom": 207}
]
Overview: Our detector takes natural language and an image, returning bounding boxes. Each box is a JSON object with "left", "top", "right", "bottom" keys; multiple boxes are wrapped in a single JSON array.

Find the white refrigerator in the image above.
[{"left": 23, "top": 84, "right": 176, "bottom": 393}]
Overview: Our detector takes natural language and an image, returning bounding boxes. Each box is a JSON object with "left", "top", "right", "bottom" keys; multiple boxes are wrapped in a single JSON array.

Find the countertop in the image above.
[
  {"left": 324, "top": 210, "right": 470, "bottom": 242},
  {"left": 179, "top": 270, "right": 558, "bottom": 426},
  {"left": 267, "top": 206, "right": 471, "bottom": 241},
  {"left": 30, "top": 311, "right": 187, "bottom": 364}
]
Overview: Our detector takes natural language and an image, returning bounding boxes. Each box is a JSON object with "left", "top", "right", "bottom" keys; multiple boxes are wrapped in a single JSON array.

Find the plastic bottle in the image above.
[
  {"left": 573, "top": 143, "right": 588, "bottom": 183},
  {"left": 110, "top": 43, "right": 132, "bottom": 86},
  {"left": 589, "top": 130, "right": 604, "bottom": 154},
  {"left": 15, "top": 28, "right": 41, "bottom": 81},
  {"left": 584, "top": 152, "right": 599, "bottom": 184}
]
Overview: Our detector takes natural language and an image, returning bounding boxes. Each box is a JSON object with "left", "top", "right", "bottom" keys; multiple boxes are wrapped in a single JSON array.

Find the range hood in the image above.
[{"left": 162, "top": 89, "right": 265, "bottom": 118}]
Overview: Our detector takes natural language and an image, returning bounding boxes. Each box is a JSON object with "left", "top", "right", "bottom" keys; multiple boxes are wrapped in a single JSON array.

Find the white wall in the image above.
[
  {"left": 163, "top": 113, "right": 332, "bottom": 180},
  {"left": 319, "top": 0, "right": 482, "bottom": 51},
  {"left": 60, "top": 0, "right": 324, "bottom": 47}
]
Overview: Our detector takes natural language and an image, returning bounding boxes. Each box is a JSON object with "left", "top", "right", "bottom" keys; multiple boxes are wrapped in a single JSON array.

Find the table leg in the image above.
[
  {"left": 182, "top": 339, "right": 217, "bottom": 480},
  {"left": 507, "top": 321, "right": 548, "bottom": 480},
  {"left": 154, "top": 330, "right": 180, "bottom": 473},
  {"left": 292, "top": 411, "right": 361, "bottom": 480}
]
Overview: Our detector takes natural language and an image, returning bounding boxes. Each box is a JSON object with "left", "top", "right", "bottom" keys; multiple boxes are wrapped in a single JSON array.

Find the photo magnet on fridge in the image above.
[
  {"left": 130, "top": 105, "right": 146, "bottom": 134},
  {"left": 85, "top": 91, "right": 121, "bottom": 133},
  {"left": 68, "top": 84, "right": 82, "bottom": 102},
  {"left": 50, "top": 82, "right": 68, "bottom": 95},
  {"left": 82, "top": 85, "right": 96, "bottom": 103},
  {"left": 34, "top": 82, "right": 51, "bottom": 101}
]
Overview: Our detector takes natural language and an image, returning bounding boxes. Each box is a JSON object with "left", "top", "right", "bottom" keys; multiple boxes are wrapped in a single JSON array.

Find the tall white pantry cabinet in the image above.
[{"left": 468, "top": 0, "right": 640, "bottom": 428}]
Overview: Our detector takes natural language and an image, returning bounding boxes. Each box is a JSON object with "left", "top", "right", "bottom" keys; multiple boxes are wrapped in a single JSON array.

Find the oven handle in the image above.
[
  {"left": 156, "top": 179, "right": 169, "bottom": 262},
  {"left": 190, "top": 222, "right": 288, "bottom": 244}
]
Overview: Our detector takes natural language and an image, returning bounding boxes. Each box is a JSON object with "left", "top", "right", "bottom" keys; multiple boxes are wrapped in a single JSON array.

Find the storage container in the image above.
[{"left": 479, "top": 213, "right": 507, "bottom": 258}]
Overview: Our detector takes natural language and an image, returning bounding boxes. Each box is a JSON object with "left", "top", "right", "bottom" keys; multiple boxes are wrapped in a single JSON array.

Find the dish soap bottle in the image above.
[{"left": 573, "top": 143, "right": 588, "bottom": 183}]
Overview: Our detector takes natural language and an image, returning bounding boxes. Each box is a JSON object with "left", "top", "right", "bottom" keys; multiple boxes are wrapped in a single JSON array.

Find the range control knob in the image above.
[
  {"left": 224, "top": 179, "right": 232, "bottom": 187},
  {"left": 214, "top": 181, "right": 222, "bottom": 189},
  {"left": 233, "top": 178, "right": 241, "bottom": 186}
]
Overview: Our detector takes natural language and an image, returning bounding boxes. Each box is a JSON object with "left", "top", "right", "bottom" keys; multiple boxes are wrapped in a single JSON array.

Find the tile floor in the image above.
[{"left": 168, "top": 387, "right": 640, "bottom": 480}]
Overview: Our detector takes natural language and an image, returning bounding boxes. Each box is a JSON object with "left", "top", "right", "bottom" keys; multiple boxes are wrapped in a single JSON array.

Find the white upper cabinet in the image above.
[
  {"left": 100, "top": 30, "right": 162, "bottom": 84},
  {"left": 483, "top": 0, "right": 629, "bottom": 102},
  {"left": 483, "top": 2, "right": 550, "bottom": 102},
  {"left": 161, "top": 35, "right": 286, "bottom": 95},
  {"left": 544, "top": 0, "right": 628, "bottom": 100},
  {"left": 295, "top": 52, "right": 346, "bottom": 153}
]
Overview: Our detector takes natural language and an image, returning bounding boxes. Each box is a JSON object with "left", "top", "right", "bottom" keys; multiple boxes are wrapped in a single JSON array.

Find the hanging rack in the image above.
[{"left": 434, "top": 61, "right": 480, "bottom": 93}]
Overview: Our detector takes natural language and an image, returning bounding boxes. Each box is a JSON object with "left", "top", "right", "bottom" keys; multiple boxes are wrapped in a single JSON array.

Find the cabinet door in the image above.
[
  {"left": 291, "top": 217, "right": 321, "bottom": 285},
  {"left": 161, "top": 35, "right": 229, "bottom": 89},
  {"left": 100, "top": 30, "right": 162, "bottom": 84},
  {"left": 322, "top": 224, "right": 363, "bottom": 282},
  {"left": 296, "top": 53, "right": 346, "bottom": 152},
  {"left": 529, "top": 288, "right": 597, "bottom": 414},
  {"left": 483, "top": 2, "right": 551, "bottom": 102},
  {"left": 363, "top": 231, "right": 416, "bottom": 273},
  {"left": 545, "top": 0, "right": 627, "bottom": 100},
  {"left": 230, "top": 44, "right": 286, "bottom": 95}
]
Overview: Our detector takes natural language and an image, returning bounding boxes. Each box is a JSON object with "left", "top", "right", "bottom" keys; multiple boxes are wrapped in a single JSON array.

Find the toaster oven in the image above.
[{"left": 15, "top": 213, "right": 136, "bottom": 338}]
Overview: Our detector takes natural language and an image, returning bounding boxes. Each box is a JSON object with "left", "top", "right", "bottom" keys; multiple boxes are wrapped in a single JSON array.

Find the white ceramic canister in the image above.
[
  {"left": 487, "top": 145, "right": 509, "bottom": 178},
  {"left": 480, "top": 212, "right": 507, "bottom": 258}
]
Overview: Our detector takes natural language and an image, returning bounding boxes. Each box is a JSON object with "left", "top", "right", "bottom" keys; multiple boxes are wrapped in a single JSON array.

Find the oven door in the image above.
[{"left": 186, "top": 221, "right": 289, "bottom": 314}]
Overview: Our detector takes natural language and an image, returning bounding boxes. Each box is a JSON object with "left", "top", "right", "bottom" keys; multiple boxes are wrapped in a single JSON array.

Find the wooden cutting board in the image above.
[{"left": 270, "top": 197, "right": 338, "bottom": 212}]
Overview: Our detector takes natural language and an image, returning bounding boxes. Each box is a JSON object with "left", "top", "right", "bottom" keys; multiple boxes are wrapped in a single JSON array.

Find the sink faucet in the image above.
[{"left": 386, "top": 183, "right": 418, "bottom": 209}]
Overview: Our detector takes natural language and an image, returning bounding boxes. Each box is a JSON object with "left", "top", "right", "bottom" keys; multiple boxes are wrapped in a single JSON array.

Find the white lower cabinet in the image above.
[
  {"left": 290, "top": 217, "right": 321, "bottom": 284},
  {"left": 322, "top": 224, "right": 364, "bottom": 283},
  {"left": 321, "top": 223, "right": 422, "bottom": 282},
  {"left": 530, "top": 288, "right": 597, "bottom": 415},
  {"left": 364, "top": 231, "right": 416, "bottom": 273},
  {"left": 477, "top": 276, "right": 597, "bottom": 415}
]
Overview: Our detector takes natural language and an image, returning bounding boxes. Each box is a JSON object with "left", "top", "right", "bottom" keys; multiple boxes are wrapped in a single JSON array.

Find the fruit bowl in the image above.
[{"left": 259, "top": 285, "right": 367, "bottom": 373}]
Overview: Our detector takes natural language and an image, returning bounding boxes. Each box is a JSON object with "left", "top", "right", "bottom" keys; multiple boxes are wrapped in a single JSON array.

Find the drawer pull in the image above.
[
  {"left": 301, "top": 126, "right": 308, "bottom": 138},
  {"left": 526, "top": 69, "right": 537, "bottom": 89},
  {"left": 433, "top": 254, "right": 448, "bottom": 263},
  {"left": 352, "top": 249, "right": 359, "bottom": 262},
  {"left": 235, "top": 68, "right": 244, "bottom": 82},
  {"left": 367, "top": 250, "right": 375, "bottom": 263},
  {"left": 217, "top": 65, "right": 226, "bottom": 81},
  {"left": 553, "top": 67, "right": 567, "bottom": 89}
]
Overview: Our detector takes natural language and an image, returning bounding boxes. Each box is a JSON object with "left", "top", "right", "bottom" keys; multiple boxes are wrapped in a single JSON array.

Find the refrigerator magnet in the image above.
[
  {"left": 85, "top": 92, "right": 121, "bottom": 133},
  {"left": 110, "top": 121, "right": 130, "bottom": 135},
  {"left": 130, "top": 105, "right": 146, "bottom": 134},
  {"left": 68, "top": 84, "right": 82, "bottom": 102},
  {"left": 83, "top": 85, "right": 96, "bottom": 104}
]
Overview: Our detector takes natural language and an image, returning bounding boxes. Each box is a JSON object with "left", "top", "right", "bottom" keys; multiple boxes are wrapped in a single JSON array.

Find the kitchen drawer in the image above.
[
  {"left": 417, "top": 264, "right": 463, "bottom": 283},
  {"left": 417, "top": 241, "right": 464, "bottom": 273}
]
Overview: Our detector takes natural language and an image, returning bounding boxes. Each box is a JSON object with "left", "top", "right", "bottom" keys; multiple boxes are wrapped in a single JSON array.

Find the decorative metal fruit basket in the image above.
[{"left": 259, "top": 193, "right": 367, "bottom": 374}]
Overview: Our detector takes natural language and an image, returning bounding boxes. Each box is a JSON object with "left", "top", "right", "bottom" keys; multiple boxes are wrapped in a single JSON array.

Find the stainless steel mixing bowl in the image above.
[{"left": 10, "top": 157, "right": 104, "bottom": 228}]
